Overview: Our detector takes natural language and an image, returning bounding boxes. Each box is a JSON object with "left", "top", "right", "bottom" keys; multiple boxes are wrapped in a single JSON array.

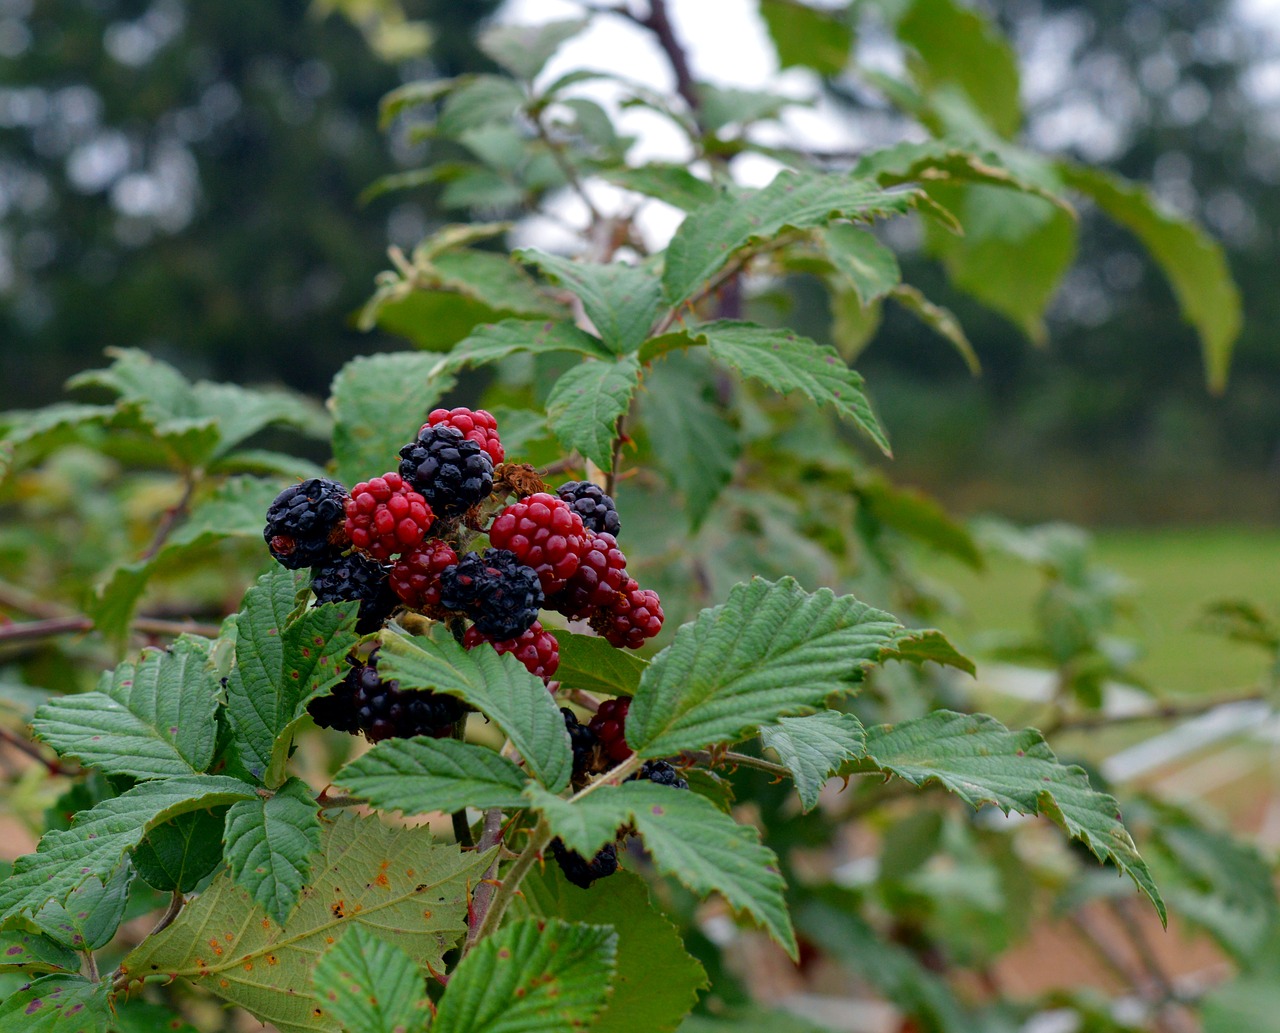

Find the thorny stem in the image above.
[
  {"left": 0, "top": 723, "right": 78, "bottom": 776},
  {"left": 636, "top": 0, "right": 702, "bottom": 125},
  {"left": 141, "top": 471, "right": 199, "bottom": 561},
  {"left": 604, "top": 412, "right": 627, "bottom": 497},
  {"left": 82, "top": 950, "right": 99, "bottom": 982},
  {"left": 684, "top": 749, "right": 791, "bottom": 780},
  {"left": 0, "top": 616, "right": 94, "bottom": 644},
  {"left": 463, "top": 808, "right": 508, "bottom": 952}
]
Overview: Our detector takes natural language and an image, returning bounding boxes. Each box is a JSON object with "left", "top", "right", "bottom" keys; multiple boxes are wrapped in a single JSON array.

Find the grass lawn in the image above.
[{"left": 919, "top": 526, "right": 1280, "bottom": 697}]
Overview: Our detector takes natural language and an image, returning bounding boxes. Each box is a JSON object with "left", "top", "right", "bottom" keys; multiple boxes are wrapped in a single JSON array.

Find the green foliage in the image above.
[
  {"left": 546, "top": 356, "right": 642, "bottom": 470},
  {"left": 32, "top": 863, "right": 133, "bottom": 952},
  {"left": 0, "top": 974, "right": 110, "bottom": 1033},
  {"left": 335, "top": 737, "right": 531, "bottom": 814},
  {"left": 224, "top": 777, "right": 322, "bottom": 926},
  {"left": 313, "top": 926, "right": 431, "bottom": 1033},
  {"left": 760, "top": 712, "right": 867, "bottom": 812}
]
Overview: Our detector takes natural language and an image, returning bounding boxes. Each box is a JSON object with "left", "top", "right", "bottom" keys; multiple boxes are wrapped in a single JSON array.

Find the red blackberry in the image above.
[
  {"left": 426, "top": 407, "right": 504, "bottom": 466},
  {"left": 310, "top": 651, "right": 465, "bottom": 743},
  {"left": 263, "top": 478, "right": 349, "bottom": 569},
  {"left": 439, "top": 548, "right": 544, "bottom": 640},
  {"left": 390, "top": 540, "right": 458, "bottom": 611},
  {"left": 562, "top": 707, "right": 600, "bottom": 784},
  {"left": 549, "top": 838, "right": 618, "bottom": 889},
  {"left": 550, "top": 532, "right": 628, "bottom": 619},
  {"left": 344, "top": 473, "right": 434, "bottom": 562},
  {"left": 488, "top": 492, "right": 587, "bottom": 595},
  {"left": 556, "top": 481, "right": 621, "bottom": 537},
  {"left": 588, "top": 697, "right": 632, "bottom": 764},
  {"left": 398, "top": 425, "right": 494, "bottom": 518},
  {"left": 593, "top": 579, "right": 664, "bottom": 649},
  {"left": 463, "top": 621, "right": 560, "bottom": 681},
  {"left": 310, "top": 553, "right": 398, "bottom": 634},
  {"left": 635, "top": 760, "right": 688, "bottom": 790}
]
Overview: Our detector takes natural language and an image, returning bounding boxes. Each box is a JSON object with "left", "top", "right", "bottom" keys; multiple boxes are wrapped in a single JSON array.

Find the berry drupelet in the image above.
[
  {"left": 344, "top": 473, "right": 434, "bottom": 562},
  {"left": 488, "top": 492, "right": 588, "bottom": 595},
  {"left": 588, "top": 697, "right": 632, "bottom": 764},
  {"left": 556, "top": 481, "right": 621, "bottom": 536},
  {"left": 463, "top": 621, "right": 559, "bottom": 681},
  {"left": 636, "top": 760, "right": 688, "bottom": 790},
  {"left": 263, "top": 478, "right": 349, "bottom": 569},
  {"left": 389, "top": 540, "right": 458, "bottom": 612},
  {"left": 425, "top": 407, "right": 504, "bottom": 466},
  {"left": 439, "top": 548, "right": 544, "bottom": 640},
  {"left": 310, "top": 552, "right": 399, "bottom": 634},
  {"left": 398, "top": 425, "right": 494, "bottom": 518},
  {"left": 593, "top": 579, "right": 664, "bottom": 649}
]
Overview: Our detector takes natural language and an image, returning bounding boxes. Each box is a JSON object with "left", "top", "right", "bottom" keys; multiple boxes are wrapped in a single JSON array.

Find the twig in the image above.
[
  {"left": 637, "top": 0, "right": 702, "bottom": 124},
  {"left": 0, "top": 617, "right": 94, "bottom": 644},
  {"left": 604, "top": 412, "right": 628, "bottom": 497},
  {"left": 467, "top": 820, "right": 553, "bottom": 952},
  {"left": 683, "top": 748, "right": 791, "bottom": 780},
  {"left": 1043, "top": 691, "right": 1268, "bottom": 735},
  {"left": 315, "top": 789, "right": 366, "bottom": 809},
  {"left": 1065, "top": 910, "right": 1147, "bottom": 992},
  {"left": 463, "top": 808, "right": 508, "bottom": 952},
  {"left": 0, "top": 579, "right": 75, "bottom": 620},
  {"left": 111, "top": 891, "right": 186, "bottom": 992},
  {"left": 533, "top": 111, "right": 604, "bottom": 225},
  {"left": 0, "top": 724, "right": 79, "bottom": 776},
  {"left": 141, "top": 472, "right": 199, "bottom": 561},
  {"left": 133, "top": 617, "right": 223, "bottom": 639},
  {"left": 82, "top": 950, "right": 99, "bottom": 982}
]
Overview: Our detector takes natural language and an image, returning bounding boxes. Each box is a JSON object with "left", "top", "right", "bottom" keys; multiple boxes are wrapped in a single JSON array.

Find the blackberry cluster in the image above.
[
  {"left": 399, "top": 425, "right": 494, "bottom": 518},
  {"left": 440, "top": 549, "right": 543, "bottom": 640},
  {"left": 426, "top": 407, "right": 504, "bottom": 466},
  {"left": 309, "top": 653, "right": 464, "bottom": 743},
  {"left": 311, "top": 553, "right": 398, "bottom": 634},
  {"left": 556, "top": 481, "right": 621, "bottom": 536},
  {"left": 549, "top": 839, "right": 618, "bottom": 890},
  {"left": 589, "top": 697, "right": 633, "bottom": 764},
  {"left": 263, "top": 478, "right": 349, "bottom": 569}
]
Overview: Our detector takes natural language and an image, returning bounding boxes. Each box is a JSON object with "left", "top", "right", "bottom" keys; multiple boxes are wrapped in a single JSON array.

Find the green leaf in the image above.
[
  {"left": 546, "top": 357, "right": 641, "bottom": 470},
  {"left": 436, "top": 318, "right": 613, "bottom": 375},
  {"left": 689, "top": 320, "right": 890, "bottom": 455},
  {"left": 896, "top": 0, "right": 1021, "bottom": 137},
  {"left": 376, "top": 630, "right": 572, "bottom": 792},
  {"left": 550, "top": 632, "right": 647, "bottom": 697},
  {"left": 131, "top": 807, "right": 228, "bottom": 893},
  {"left": 435, "top": 918, "right": 616, "bottom": 1033},
  {"left": 224, "top": 778, "right": 321, "bottom": 927},
  {"left": 889, "top": 285, "right": 980, "bottom": 374},
  {"left": 519, "top": 868, "right": 707, "bottom": 1033},
  {"left": 0, "top": 974, "right": 109, "bottom": 1033},
  {"left": 436, "top": 75, "right": 526, "bottom": 137},
  {"left": 847, "top": 711, "right": 1165, "bottom": 923},
  {"left": 627, "top": 578, "right": 906, "bottom": 758},
  {"left": 679, "top": 1014, "right": 834, "bottom": 1033},
  {"left": 335, "top": 737, "right": 530, "bottom": 815},
  {"left": 434, "top": 250, "right": 560, "bottom": 316},
  {"left": 0, "top": 929, "right": 80, "bottom": 975},
  {"left": 760, "top": 0, "right": 853, "bottom": 76},
  {"left": 379, "top": 77, "right": 458, "bottom": 128},
  {"left": 32, "top": 862, "right": 133, "bottom": 951},
  {"left": 602, "top": 165, "right": 719, "bottom": 212},
  {"left": 526, "top": 783, "right": 796, "bottom": 958},
  {"left": 478, "top": 18, "right": 587, "bottom": 81},
  {"left": 697, "top": 86, "right": 797, "bottom": 132},
  {"left": 225, "top": 570, "right": 359, "bottom": 783},
  {"left": 640, "top": 355, "right": 740, "bottom": 529},
  {"left": 818, "top": 224, "right": 900, "bottom": 305},
  {"left": 120, "top": 813, "right": 493, "bottom": 1033},
  {"left": 877, "top": 628, "right": 976, "bottom": 676},
  {"left": 330, "top": 352, "right": 457, "bottom": 490},
  {"left": 854, "top": 469, "right": 983, "bottom": 567},
  {"left": 313, "top": 926, "right": 431, "bottom": 1033},
  {"left": 32, "top": 640, "right": 218, "bottom": 779},
  {"left": 0, "top": 775, "right": 255, "bottom": 922},
  {"left": 760, "top": 712, "right": 867, "bottom": 812},
  {"left": 1059, "top": 163, "right": 1241, "bottom": 393},
  {"left": 517, "top": 251, "right": 662, "bottom": 355},
  {"left": 662, "top": 170, "right": 920, "bottom": 310},
  {"left": 109, "top": 1001, "right": 202, "bottom": 1033}
]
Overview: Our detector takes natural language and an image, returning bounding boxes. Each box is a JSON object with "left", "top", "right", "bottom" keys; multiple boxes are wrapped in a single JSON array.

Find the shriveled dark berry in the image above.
[
  {"left": 425, "top": 407, "right": 504, "bottom": 466},
  {"left": 439, "top": 548, "right": 543, "bottom": 640},
  {"left": 317, "top": 651, "right": 465, "bottom": 743},
  {"left": 264, "top": 478, "right": 349, "bottom": 569},
  {"left": 311, "top": 553, "right": 398, "bottom": 634},
  {"left": 398, "top": 425, "right": 494, "bottom": 518},
  {"left": 549, "top": 838, "right": 618, "bottom": 889},
  {"left": 636, "top": 760, "right": 688, "bottom": 790},
  {"left": 556, "top": 481, "right": 621, "bottom": 536},
  {"left": 588, "top": 697, "right": 632, "bottom": 764},
  {"left": 550, "top": 532, "right": 627, "bottom": 619},
  {"left": 463, "top": 621, "right": 559, "bottom": 681}
]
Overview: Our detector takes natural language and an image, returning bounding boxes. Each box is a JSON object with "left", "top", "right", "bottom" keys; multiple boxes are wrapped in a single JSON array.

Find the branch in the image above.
[
  {"left": 0, "top": 616, "right": 94, "bottom": 644},
  {"left": 533, "top": 110, "right": 604, "bottom": 225},
  {"left": 463, "top": 808, "right": 507, "bottom": 952},
  {"left": 141, "top": 471, "right": 199, "bottom": 561},
  {"left": 1043, "top": 690, "right": 1268, "bottom": 735},
  {"left": 0, "top": 724, "right": 80, "bottom": 777},
  {"left": 637, "top": 0, "right": 702, "bottom": 124},
  {"left": 466, "top": 820, "right": 552, "bottom": 953}
]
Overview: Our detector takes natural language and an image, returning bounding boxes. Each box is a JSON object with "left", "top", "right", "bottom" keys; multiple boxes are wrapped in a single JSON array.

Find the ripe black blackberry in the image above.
[
  {"left": 311, "top": 553, "right": 398, "bottom": 634},
  {"left": 309, "top": 652, "right": 464, "bottom": 743},
  {"left": 549, "top": 838, "right": 618, "bottom": 889},
  {"left": 264, "top": 478, "right": 349, "bottom": 569},
  {"left": 635, "top": 760, "right": 688, "bottom": 790},
  {"left": 398, "top": 425, "right": 494, "bottom": 518},
  {"left": 562, "top": 708, "right": 600, "bottom": 784},
  {"left": 439, "top": 549, "right": 543, "bottom": 640},
  {"left": 556, "top": 481, "right": 621, "bottom": 536}
]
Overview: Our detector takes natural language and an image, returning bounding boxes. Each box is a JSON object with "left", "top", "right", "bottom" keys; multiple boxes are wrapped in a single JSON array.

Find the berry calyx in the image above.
[
  {"left": 549, "top": 838, "right": 618, "bottom": 889},
  {"left": 588, "top": 697, "right": 632, "bottom": 764},
  {"left": 551, "top": 532, "right": 627, "bottom": 619},
  {"left": 308, "top": 651, "right": 464, "bottom": 743},
  {"left": 439, "top": 548, "right": 544, "bottom": 640},
  {"left": 263, "top": 478, "right": 349, "bottom": 569},
  {"left": 310, "top": 552, "right": 398, "bottom": 634},
  {"left": 425, "top": 407, "right": 504, "bottom": 466},
  {"left": 463, "top": 621, "right": 560, "bottom": 681},
  {"left": 398, "top": 425, "right": 494, "bottom": 518},
  {"left": 488, "top": 492, "right": 587, "bottom": 595},
  {"left": 389, "top": 540, "right": 458, "bottom": 612},
  {"left": 344, "top": 473, "right": 434, "bottom": 562},
  {"left": 593, "top": 579, "right": 664, "bottom": 649},
  {"left": 556, "top": 481, "right": 621, "bottom": 536}
]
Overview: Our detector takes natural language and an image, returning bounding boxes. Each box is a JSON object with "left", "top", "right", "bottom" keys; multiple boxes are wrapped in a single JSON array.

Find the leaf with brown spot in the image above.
[{"left": 313, "top": 925, "right": 430, "bottom": 1033}]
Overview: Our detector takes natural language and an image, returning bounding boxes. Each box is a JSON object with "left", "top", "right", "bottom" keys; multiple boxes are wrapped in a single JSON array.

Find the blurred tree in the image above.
[{"left": 0, "top": 0, "right": 498, "bottom": 409}]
